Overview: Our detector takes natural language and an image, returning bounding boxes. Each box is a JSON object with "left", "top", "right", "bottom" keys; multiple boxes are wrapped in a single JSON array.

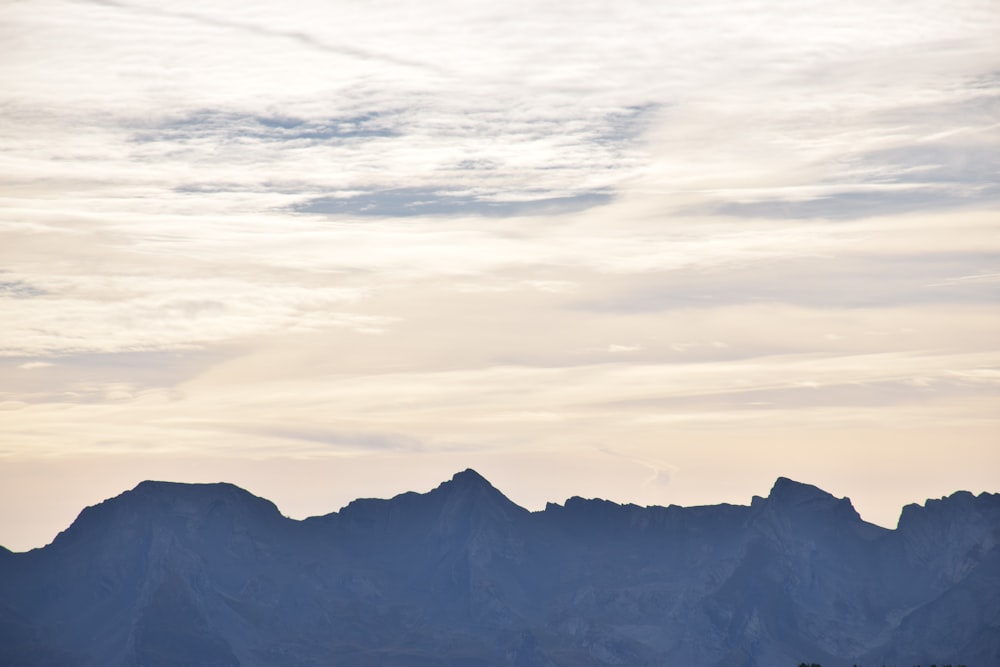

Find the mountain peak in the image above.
[
  {"left": 431, "top": 468, "right": 505, "bottom": 497},
  {"left": 126, "top": 480, "right": 283, "bottom": 516},
  {"left": 767, "top": 476, "right": 836, "bottom": 505},
  {"left": 429, "top": 468, "right": 528, "bottom": 518},
  {"left": 753, "top": 477, "right": 867, "bottom": 527},
  {"left": 448, "top": 468, "right": 491, "bottom": 487},
  {"left": 898, "top": 489, "right": 1000, "bottom": 529},
  {"left": 51, "top": 480, "right": 284, "bottom": 549}
]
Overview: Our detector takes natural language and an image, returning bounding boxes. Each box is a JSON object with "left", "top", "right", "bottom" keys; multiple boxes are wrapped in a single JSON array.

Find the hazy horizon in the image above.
[{"left": 2, "top": 0, "right": 999, "bottom": 552}]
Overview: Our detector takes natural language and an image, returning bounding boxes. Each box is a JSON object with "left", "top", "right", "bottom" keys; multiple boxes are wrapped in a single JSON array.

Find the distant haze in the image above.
[{"left": 1, "top": 0, "right": 998, "bottom": 551}]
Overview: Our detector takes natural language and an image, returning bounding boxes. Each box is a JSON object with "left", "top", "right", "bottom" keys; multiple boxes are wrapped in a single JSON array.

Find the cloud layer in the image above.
[{"left": 1, "top": 0, "right": 998, "bottom": 550}]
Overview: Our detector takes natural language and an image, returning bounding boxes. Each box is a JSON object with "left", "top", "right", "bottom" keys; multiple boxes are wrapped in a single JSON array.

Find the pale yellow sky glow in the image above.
[{"left": 2, "top": 0, "right": 999, "bottom": 551}]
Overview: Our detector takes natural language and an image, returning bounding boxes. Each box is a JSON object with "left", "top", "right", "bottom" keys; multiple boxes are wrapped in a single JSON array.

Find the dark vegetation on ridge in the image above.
[{"left": 1, "top": 470, "right": 998, "bottom": 667}]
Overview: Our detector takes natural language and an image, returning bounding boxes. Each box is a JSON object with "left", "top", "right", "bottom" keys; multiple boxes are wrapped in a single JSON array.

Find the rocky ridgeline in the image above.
[{"left": 2, "top": 470, "right": 998, "bottom": 666}]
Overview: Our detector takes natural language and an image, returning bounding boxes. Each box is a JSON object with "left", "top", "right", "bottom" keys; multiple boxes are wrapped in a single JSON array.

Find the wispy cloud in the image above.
[
  {"left": 79, "top": 0, "right": 447, "bottom": 73},
  {"left": 295, "top": 188, "right": 613, "bottom": 218}
]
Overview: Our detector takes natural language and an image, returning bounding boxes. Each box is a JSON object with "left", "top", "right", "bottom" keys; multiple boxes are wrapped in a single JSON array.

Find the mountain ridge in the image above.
[
  {"left": 2, "top": 471, "right": 997, "bottom": 667},
  {"left": 19, "top": 472, "right": 995, "bottom": 554}
]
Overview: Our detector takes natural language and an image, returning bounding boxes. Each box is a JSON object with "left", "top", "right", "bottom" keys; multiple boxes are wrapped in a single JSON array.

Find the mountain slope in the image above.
[{"left": 1, "top": 472, "right": 997, "bottom": 666}]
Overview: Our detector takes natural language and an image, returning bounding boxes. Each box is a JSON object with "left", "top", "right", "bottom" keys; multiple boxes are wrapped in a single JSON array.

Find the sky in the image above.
[{"left": 2, "top": 0, "right": 999, "bottom": 552}]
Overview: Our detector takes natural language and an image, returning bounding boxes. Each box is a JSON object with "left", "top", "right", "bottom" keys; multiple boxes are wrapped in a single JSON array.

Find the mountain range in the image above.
[{"left": 1, "top": 470, "right": 998, "bottom": 666}]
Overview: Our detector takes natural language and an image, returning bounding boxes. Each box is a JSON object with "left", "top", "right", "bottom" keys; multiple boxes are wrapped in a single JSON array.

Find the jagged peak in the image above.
[
  {"left": 332, "top": 469, "right": 528, "bottom": 526},
  {"left": 897, "top": 489, "right": 1000, "bottom": 528},
  {"left": 447, "top": 468, "right": 491, "bottom": 488},
  {"left": 750, "top": 477, "right": 865, "bottom": 525},
  {"left": 432, "top": 468, "right": 501, "bottom": 496},
  {"left": 560, "top": 496, "right": 624, "bottom": 511},
  {"left": 767, "top": 477, "right": 837, "bottom": 505},
  {"left": 429, "top": 469, "right": 528, "bottom": 515}
]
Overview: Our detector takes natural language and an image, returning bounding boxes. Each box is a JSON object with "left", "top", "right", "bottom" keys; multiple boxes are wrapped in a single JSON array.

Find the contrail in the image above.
[{"left": 81, "top": 0, "right": 451, "bottom": 76}]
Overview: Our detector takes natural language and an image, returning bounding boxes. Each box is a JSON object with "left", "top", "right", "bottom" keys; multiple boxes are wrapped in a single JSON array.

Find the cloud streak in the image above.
[{"left": 79, "top": 0, "right": 447, "bottom": 74}]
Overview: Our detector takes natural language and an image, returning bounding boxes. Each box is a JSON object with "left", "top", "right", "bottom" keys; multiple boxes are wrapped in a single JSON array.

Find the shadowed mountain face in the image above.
[{"left": 2, "top": 470, "right": 998, "bottom": 667}]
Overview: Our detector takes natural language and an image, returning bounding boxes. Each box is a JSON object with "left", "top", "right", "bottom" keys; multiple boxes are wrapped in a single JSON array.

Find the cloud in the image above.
[
  {"left": 295, "top": 188, "right": 613, "bottom": 218},
  {"left": 80, "top": 0, "right": 446, "bottom": 74},
  {"left": 0, "top": 273, "right": 377, "bottom": 357},
  {"left": 574, "top": 250, "right": 1000, "bottom": 311},
  {"left": 2, "top": 0, "right": 1000, "bottom": 550},
  {"left": 717, "top": 186, "right": 1000, "bottom": 220},
  {"left": 226, "top": 424, "right": 424, "bottom": 452},
  {"left": 0, "top": 279, "right": 47, "bottom": 299},
  {"left": 138, "top": 110, "right": 401, "bottom": 146}
]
